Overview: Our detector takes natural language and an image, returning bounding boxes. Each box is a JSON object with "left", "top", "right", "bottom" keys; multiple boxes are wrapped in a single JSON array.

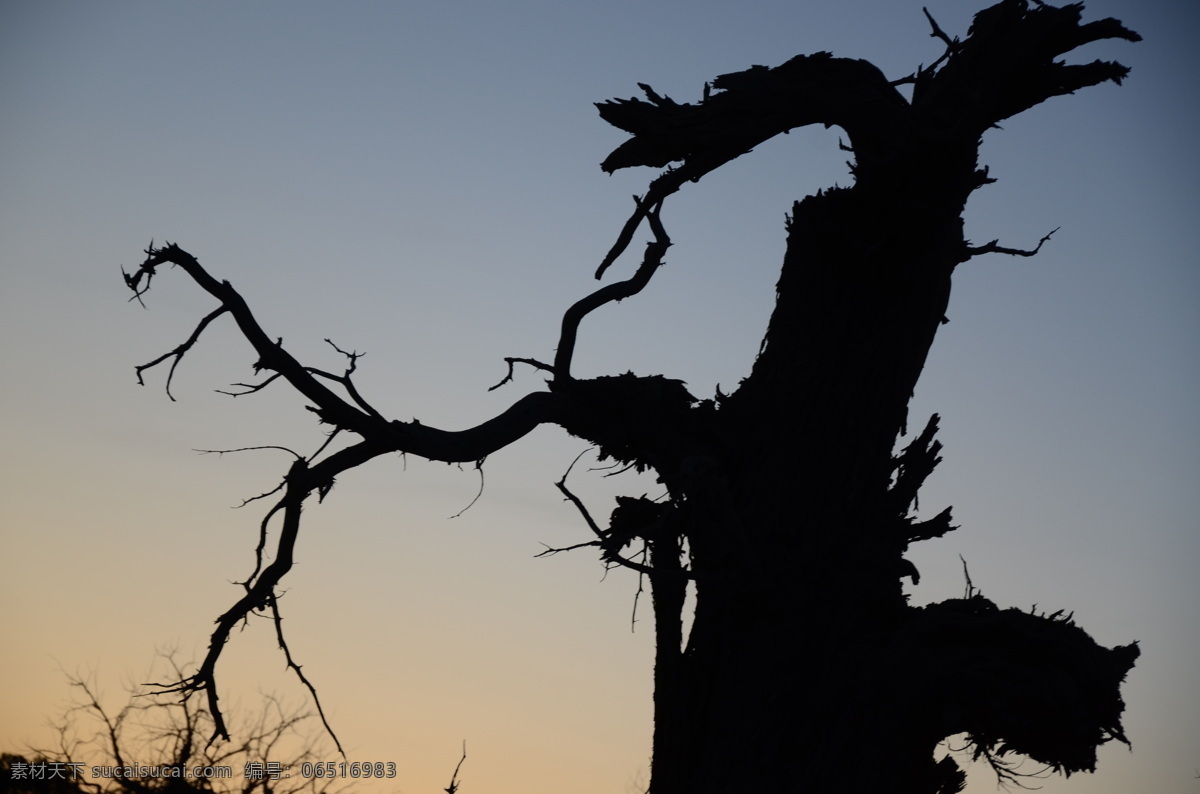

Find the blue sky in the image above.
[{"left": 1, "top": 1, "right": 1197, "bottom": 792}]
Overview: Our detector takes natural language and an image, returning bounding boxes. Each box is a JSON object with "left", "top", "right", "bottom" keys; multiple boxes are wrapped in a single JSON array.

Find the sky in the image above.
[{"left": 0, "top": 1, "right": 1196, "bottom": 792}]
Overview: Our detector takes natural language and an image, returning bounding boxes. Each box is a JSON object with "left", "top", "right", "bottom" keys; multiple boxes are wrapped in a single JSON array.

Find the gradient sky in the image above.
[{"left": 1, "top": 1, "right": 1196, "bottom": 792}]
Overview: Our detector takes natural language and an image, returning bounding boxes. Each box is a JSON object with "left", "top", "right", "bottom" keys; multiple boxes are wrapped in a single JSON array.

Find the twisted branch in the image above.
[
  {"left": 556, "top": 199, "right": 671, "bottom": 377},
  {"left": 145, "top": 443, "right": 388, "bottom": 745},
  {"left": 122, "top": 233, "right": 679, "bottom": 747}
]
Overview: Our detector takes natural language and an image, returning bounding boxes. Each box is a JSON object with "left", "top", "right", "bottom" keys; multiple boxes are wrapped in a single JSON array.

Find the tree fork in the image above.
[{"left": 124, "top": 2, "right": 1140, "bottom": 792}]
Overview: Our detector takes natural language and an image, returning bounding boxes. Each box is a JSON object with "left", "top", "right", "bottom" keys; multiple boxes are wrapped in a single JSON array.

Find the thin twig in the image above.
[
  {"left": 216, "top": 372, "right": 283, "bottom": 397},
  {"left": 535, "top": 540, "right": 602, "bottom": 557},
  {"left": 136, "top": 306, "right": 230, "bottom": 400},
  {"left": 960, "top": 554, "right": 977, "bottom": 599},
  {"left": 449, "top": 460, "right": 486, "bottom": 518},
  {"left": 268, "top": 596, "right": 345, "bottom": 757},
  {"left": 923, "top": 7, "right": 958, "bottom": 50},
  {"left": 444, "top": 741, "right": 467, "bottom": 794},
  {"left": 488, "top": 357, "right": 556, "bottom": 391},
  {"left": 963, "top": 227, "right": 1059, "bottom": 261}
]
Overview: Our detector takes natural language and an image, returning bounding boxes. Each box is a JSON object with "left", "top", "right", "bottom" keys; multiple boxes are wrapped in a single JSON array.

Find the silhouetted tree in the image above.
[
  {"left": 121, "top": 2, "right": 1140, "bottom": 792},
  {"left": 10, "top": 653, "right": 341, "bottom": 794}
]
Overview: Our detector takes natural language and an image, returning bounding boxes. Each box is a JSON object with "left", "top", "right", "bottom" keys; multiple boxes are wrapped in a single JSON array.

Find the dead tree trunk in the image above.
[
  {"left": 124, "top": 3, "right": 1139, "bottom": 793},
  {"left": 594, "top": 3, "right": 1140, "bottom": 791}
]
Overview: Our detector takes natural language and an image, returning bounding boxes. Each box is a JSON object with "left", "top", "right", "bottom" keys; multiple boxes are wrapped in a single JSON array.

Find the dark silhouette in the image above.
[
  {"left": 121, "top": 2, "right": 1139, "bottom": 791},
  {"left": 6, "top": 653, "right": 342, "bottom": 794}
]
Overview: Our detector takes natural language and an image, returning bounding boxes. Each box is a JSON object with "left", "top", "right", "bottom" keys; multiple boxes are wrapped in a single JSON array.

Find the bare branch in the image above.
[
  {"left": 130, "top": 243, "right": 381, "bottom": 434},
  {"left": 39, "top": 650, "right": 344, "bottom": 794},
  {"left": 135, "top": 306, "right": 229, "bottom": 401},
  {"left": 122, "top": 244, "right": 609, "bottom": 747},
  {"left": 382, "top": 391, "right": 574, "bottom": 463},
  {"left": 551, "top": 452, "right": 657, "bottom": 577},
  {"left": 448, "top": 460, "right": 486, "bottom": 519},
  {"left": 196, "top": 445, "right": 303, "bottom": 460},
  {"left": 960, "top": 554, "right": 978, "bottom": 599},
  {"left": 488, "top": 356, "right": 556, "bottom": 391},
  {"left": 242, "top": 493, "right": 287, "bottom": 587},
  {"left": 308, "top": 427, "right": 342, "bottom": 463},
  {"left": 535, "top": 539, "right": 602, "bottom": 557},
  {"left": 630, "top": 561, "right": 647, "bottom": 633},
  {"left": 313, "top": 338, "right": 384, "bottom": 419},
  {"left": 216, "top": 372, "right": 283, "bottom": 397},
  {"left": 595, "top": 53, "right": 914, "bottom": 276},
  {"left": 127, "top": 243, "right": 579, "bottom": 465},
  {"left": 923, "top": 7, "right": 959, "bottom": 51},
  {"left": 444, "top": 741, "right": 467, "bottom": 794},
  {"left": 557, "top": 199, "right": 671, "bottom": 378},
  {"left": 555, "top": 450, "right": 605, "bottom": 537},
  {"left": 145, "top": 442, "right": 393, "bottom": 744},
  {"left": 963, "top": 227, "right": 1059, "bottom": 261},
  {"left": 267, "top": 596, "right": 345, "bottom": 758},
  {"left": 900, "top": 8, "right": 958, "bottom": 87}
]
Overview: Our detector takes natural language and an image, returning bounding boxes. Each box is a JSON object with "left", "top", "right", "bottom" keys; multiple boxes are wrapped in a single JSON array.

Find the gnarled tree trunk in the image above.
[
  {"left": 590, "top": 4, "right": 1141, "bottom": 791},
  {"left": 125, "top": 3, "right": 1139, "bottom": 793}
]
